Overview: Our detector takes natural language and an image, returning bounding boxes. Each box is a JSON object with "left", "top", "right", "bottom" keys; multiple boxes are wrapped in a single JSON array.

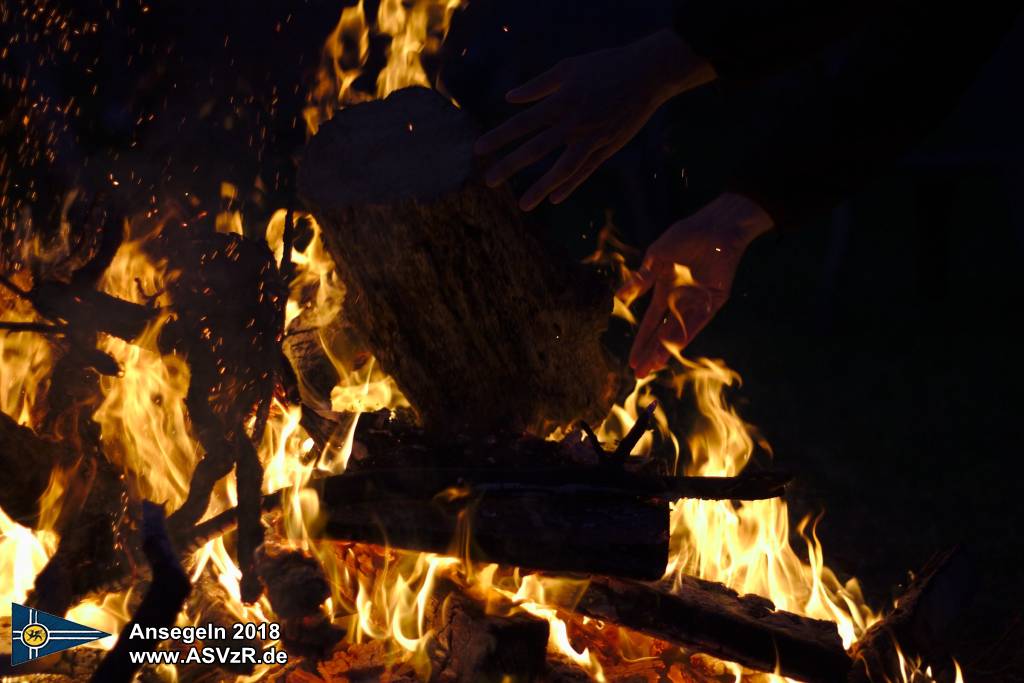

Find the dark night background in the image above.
[{"left": 3, "top": 0, "right": 1023, "bottom": 679}]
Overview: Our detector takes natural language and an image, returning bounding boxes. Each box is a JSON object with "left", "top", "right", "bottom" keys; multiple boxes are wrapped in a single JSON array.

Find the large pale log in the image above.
[{"left": 298, "top": 86, "right": 623, "bottom": 436}]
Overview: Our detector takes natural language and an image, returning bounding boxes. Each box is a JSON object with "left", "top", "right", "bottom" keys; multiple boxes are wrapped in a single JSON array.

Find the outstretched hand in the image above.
[
  {"left": 617, "top": 193, "right": 774, "bottom": 377},
  {"left": 475, "top": 29, "right": 714, "bottom": 210}
]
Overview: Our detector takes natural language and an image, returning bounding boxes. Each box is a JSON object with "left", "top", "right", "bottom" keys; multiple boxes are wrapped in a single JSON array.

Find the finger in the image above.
[
  {"left": 506, "top": 63, "right": 566, "bottom": 103},
  {"left": 484, "top": 128, "right": 564, "bottom": 187},
  {"left": 635, "top": 289, "right": 723, "bottom": 376},
  {"left": 629, "top": 277, "right": 671, "bottom": 372},
  {"left": 548, "top": 145, "right": 616, "bottom": 204},
  {"left": 633, "top": 300, "right": 696, "bottom": 377},
  {"left": 475, "top": 99, "right": 557, "bottom": 155},
  {"left": 633, "top": 324, "right": 676, "bottom": 377},
  {"left": 665, "top": 287, "right": 722, "bottom": 353},
  {"left": 519, "top": 142, "right": 597, "bottom": 210}
]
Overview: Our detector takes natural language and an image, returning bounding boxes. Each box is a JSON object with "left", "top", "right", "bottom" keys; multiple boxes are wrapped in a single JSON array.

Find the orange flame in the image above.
[{"left": 304, "top": 0, "right": 465, "bottom": 135}]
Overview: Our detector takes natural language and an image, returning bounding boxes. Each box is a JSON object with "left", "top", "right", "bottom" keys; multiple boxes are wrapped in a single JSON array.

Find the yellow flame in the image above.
[
  {"left": 0, "top": 225, "right": 66, "bottom": 611},
  {"left": 0, "top": 511, "right": 57, "bottom": 607},
  {"left": 304, "top": 0, "right": 465, "bottom": 134}
]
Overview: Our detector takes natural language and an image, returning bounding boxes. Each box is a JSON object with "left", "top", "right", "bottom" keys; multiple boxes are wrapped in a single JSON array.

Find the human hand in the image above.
[
  {"left": 475, "top": 29, "right": 715, "bottom": 210},
  {"left": 617, "top": 193, "right": 774, "bottom": 377}
]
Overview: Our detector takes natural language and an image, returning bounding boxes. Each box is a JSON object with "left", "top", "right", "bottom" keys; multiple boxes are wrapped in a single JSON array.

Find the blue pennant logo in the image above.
[{"left": 10, "top": 603, "right": 111, "bottom": 666}]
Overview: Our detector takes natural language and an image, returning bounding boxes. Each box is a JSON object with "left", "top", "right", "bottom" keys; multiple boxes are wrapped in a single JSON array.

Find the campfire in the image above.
[{"left": 1, "top": 2, "right": 970, "bottom": 682}]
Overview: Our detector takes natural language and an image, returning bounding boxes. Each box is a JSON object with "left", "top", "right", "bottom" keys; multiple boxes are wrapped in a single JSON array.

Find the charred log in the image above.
[
  {"left": 558, "top": 575, "right": 852, "bottom": 683},
  {"left": 282, "top": 308, "right": 345, "bottom": 409},
  {"left": 347, "top": 409, "right": 789, "bottom": 496},
  {"left": 426, "top": 588, "right": 550, "bottom": 683},
  {"left": 320, "top": 466, "right": 791, "bottom": 504},
  {"left": 26, "top": 449, "right": 134, "bottom": 616},
  {"left": 849, "top": 548, "right": 972, "bottom": 683},
  {"left": 299, "top": 86, "right": 624, "bottom": 436},
  {"left": 320, "top": 486, "right": 669, "bottom": 580},
  {"left": 186, "top": 412, "right": 790, "bottom": 580},
  {"left": 0, "top": 214, "right": 158, "bottom": 343},
  {"left": 256, "top": 543, "right": 345, "bottom": 660},
  {"left": 0, "top": 411, "right": 65, "bottom": 525}
]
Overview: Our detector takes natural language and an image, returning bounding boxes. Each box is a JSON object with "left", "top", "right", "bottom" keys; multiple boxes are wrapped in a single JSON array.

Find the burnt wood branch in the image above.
[
  {"left": 68, "top": 206, "right": 125, "bottom": 288},
  {"left": 343, "top": 410, "right": 790, "bottom": 501},
  {"left": 557, "top": 575, "right": 851, "bottom": 683},
  {"left": 184, "top": 490, "right": 283, "bottom": 553},
  {"left": 184, "top": 467, "right": 787, "bottom": 580},
  {"left": 0, "top": 320, "right": 67, "bottom": 334},
  {"left": 0, "top": 411, "right": 67, "bottom": 525},
  {"left": 154, "top": 228, "right": 286, "bottom": 604},
  {"left": 26, "top": 280, "right": 157, "bottom": 342},
  {"left": 347, "top": 408, "right": 785, "bottom": 482},
  {"left": 283, "top": 309, "right": 342, "bottom": 407},
  {"left": 3, "top": 238, "right": 142, "bottom": 616},
  {"left": 187, "top": 411, "right": 788, "bottom": 580},
  {"left": 320, "top": 487, "right": 669, "bottom": 580},
  {"left": 609, "top": 400, "right": 658, "bottom": 464},
  {"left": 426, "top": 585, "right": 550, "bottom": 683},
  {"left": 299, "top": 86, "right": 624, "bottom": 436},
  {"left": 317, "top": 466, "right": 791, "bottom": 504},
  {"left": 91, "top": 502, "right": 192, "bottom": 683},
  {"left": 256, "top": 543, "right": 345, "bottom": 659},
  {"left": 25, "top": 432, "right": 135, "bottom": 617},
  {"left": 299, "top": 404, "right": 358, "bottom": 462},
  {"left": 25, "top": 459, "right": 132, "bottom": 616},
  {"left": 848, "top": 548, "right": 972, "bottom": 683}
]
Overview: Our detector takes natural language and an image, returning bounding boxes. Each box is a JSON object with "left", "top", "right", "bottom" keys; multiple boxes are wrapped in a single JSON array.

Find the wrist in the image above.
[
  {"left": 708, "top": 192, "right": 775, "bottom": 249},
  {"left": 641, "top": 29, "right": 717, "bottom": 103}
]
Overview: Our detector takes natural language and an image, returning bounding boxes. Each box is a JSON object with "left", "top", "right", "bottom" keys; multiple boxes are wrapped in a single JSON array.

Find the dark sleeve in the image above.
[
  {"left": 721, "top": 2, "right": 1021, "bottom": 231},
  {"left": 673, "top": 0, "right": 870, "bottom": 83}
]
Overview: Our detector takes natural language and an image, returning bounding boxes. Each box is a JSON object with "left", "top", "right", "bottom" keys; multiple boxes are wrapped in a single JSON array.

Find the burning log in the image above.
[
  {"left": 188, "top": 411, "right": 790, "bottom": 580},
  {"left": 346, "top": 409, "right": 790, "bottom": 495},
  {"left": 298, "top": 86, "right": 624, "bottom": 436},
  {"left": 848, "top": 548, "right": 971, "bottom": 683},
  {"left": 317, "top": 640, "right": 420, "bottom": 682},
  {"left": 283, "top": 309, "right": 342, "bottom": 408},
  {"left": 313, "top": 581, "right": 549, "bottom": 683},
  {"left": 90, "top": 502, "right": 192, "bottom": 683},
  {"left": 315, "top": 467, "right": 787, "bottom": 581},
  {"left": 182, "top": 464, "right": 788, "bottom": 583},
  {"left": 320, "top": 484, "right": 669, "bottom": 580},
  {"left": 25, "top": 450, "right": 134, "bottom": 617},
  {"left": 256, "top": 543, "right": 345, "bottom": 660},
  {"left": 313, "top": 411, "right": 788, "bottom": 579},
  {"left": 426, "top": 588, "right": 550, "bottom": 683},
  {"left": 0, "top": 212, "right": 158, "bottom": 343},
  {"left": 552, "top": 575, "right": 852, "bottom": 683}
]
